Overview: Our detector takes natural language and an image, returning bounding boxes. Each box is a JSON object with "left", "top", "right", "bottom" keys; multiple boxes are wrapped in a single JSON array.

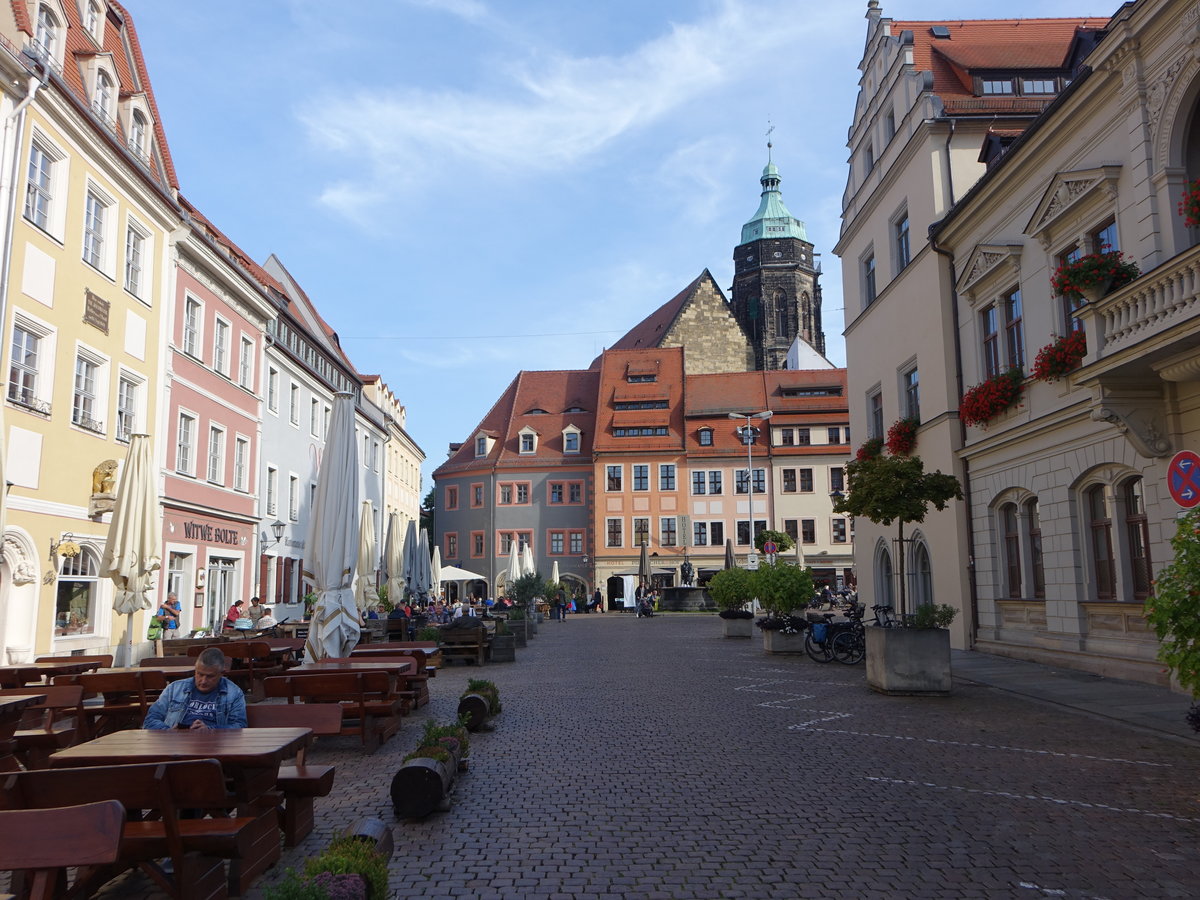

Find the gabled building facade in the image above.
[{"left": 362, "top": 375, "right": 425, "bottom": 534}]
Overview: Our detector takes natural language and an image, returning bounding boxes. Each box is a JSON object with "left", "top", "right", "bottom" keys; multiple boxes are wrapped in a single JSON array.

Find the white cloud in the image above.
[
  {"left": 301, "top": 1, "right": 842, "bottom": 224},
  {"left": 404, "top": 0, "right": 489, "bottom": 22}
]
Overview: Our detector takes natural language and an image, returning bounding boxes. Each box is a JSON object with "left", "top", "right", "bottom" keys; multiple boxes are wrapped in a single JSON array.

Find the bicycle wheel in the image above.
[
  {"left": 804, "top": 632, "right": 834, "bottom": 663},
  {"left": 832, "top": 630, "right": 864, "bottom": 665}
]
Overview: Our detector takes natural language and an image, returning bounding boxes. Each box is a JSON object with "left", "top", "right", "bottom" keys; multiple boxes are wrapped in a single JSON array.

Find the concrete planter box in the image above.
[
  {"left": 762, "top": 629, "right": 806, "bottom": 654},
  {"left": 722, "top": 617, "right": 753, "bottom": 638},
  {"left": 490, "top": 633, "right": 516, "bottom": 662},
  {"left": 865, "top": 626, "right": 952, "bottom": 695}
]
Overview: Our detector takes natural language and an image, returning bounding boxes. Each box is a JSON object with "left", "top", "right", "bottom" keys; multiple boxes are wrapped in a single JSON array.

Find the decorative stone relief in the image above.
[
  {"left": 1026, "top": 167, "right": 1123, "bottom": 249},
  {"left": 1089, "top": 391, "right": 1173, "bottom": 459},
  {"left": 2, "top": 534, "right": 37, "bottom": 585}
]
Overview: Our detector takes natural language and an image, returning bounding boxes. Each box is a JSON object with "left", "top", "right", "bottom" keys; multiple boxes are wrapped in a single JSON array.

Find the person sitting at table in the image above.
[
  {"left": 256, "top": 607, "right": 278, "bottom": 630},
  {"left": 222, "top": 599, "right": 245, "bottom": 630},
  {"left": 143, "top": 647, "right": 247, "bottom": 731}
]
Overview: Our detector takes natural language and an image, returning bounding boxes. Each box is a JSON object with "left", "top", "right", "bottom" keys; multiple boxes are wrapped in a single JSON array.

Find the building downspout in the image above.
[
  {"left": 942, "top": 116, "right": 957, "bottom": 209},
  {"left": 929, "top": 231, "right": 978, "bottom": 649}
]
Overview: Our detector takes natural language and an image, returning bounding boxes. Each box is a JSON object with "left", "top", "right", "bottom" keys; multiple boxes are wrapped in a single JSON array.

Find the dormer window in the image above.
[
  {"left": 562, "top": 425, "right": 581, "bottom": 454},
  {"left": 94, "top": 70, "right": 114, "bottom": 122},
  {"left": 518, "top": 426, "right": 537, "bottom": 455},
  {"left": 698, "top": 428, "right": 713, "bottom": 446},
  {"left": 474, "top": 436, "right": 487, "bottom": 457},
  {"left": 34, "top": 5, "right": 61, "bottom": 63},
  {"left": 85, "top": 1, "right": 103, "bottom": 39},
  {"left": 128, "top": 109, "right": 148, "bottom": 159}
]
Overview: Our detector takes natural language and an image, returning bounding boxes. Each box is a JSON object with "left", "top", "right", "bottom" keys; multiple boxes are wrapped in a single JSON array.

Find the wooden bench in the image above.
[
  {"left": 319, "top": 656, "right": 426, "bottom": 710},
  {"left": 187, "top": 641, "right": 284, "bottom": 700},
  {"left": 76, "top": 670, "right": 167, "bottom": 736},
  {"left": 35, "top": 653, "right": 112, "bottom": 671},
  {"left": 0, "top": 800, "right": 125, "bottom": 900},
  {"left": 0, "top": 686, "right": 85, "bottom": 767},
  {"left": 262, "top": 672, "right": 402, "bottom": 753},
  {"left": 245, "top": 704, "right": 341, "bottom": 846},
  {"left": 0, "top": 758, "right": 277, "bottom": 899},
  {"left": 352, "top": 641, "right": 442, "bottom": 674},
  {"left": 140, "top": 656, "right": 195, "bottom": 667},
  {"left": 439, "top": 630, "right": 489, "bottom": 666}
]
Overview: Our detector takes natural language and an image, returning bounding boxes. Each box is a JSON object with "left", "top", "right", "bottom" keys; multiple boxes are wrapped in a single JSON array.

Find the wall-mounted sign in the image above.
[{"left": 83, "top": 290, "right": 110, "bottom": 334}]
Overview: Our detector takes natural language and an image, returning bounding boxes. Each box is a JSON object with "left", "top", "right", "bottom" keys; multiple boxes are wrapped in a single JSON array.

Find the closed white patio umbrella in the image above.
[
  {"left": 304, "top": 394, "right": 361, "bottom": 660},
  {"left": 430, "top": 545, "right": 443, "bottom": 600},
  {"left": 504, "top": 542, "right": 521, "bottom": 594},
  {"left": 550, "top": 560, "right": 560, "bottom": 585},
  {"left": 99, "top": 434, "right": 160, "bottom": 667},
  {"left": 521, "top": 542, "right": 536, "bottom": 578},
  {"left": 355, "top": 501, "right": 376, "bottom": 611},
  {"left": 384, "top": 513, "right": 404, "bottom": 609}
]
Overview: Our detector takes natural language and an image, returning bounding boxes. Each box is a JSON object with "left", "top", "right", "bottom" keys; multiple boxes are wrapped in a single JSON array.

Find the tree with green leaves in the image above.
[
  {"left": 834, "top": 454, "right": 962, "bottom": 617},
  {"left": 508, "top": 572, "right": 545, "bottom": 609},
  {"left": 708, "top": 566, "right": 756, "bottom": 613},
  {"left": 1144, "top": 509, "right": 1200, "bottom": 700},
  {"left": 753, "top": 560, "right": 813, "bottom": 617},
  {"left": 754, "top": 529, "right": 795, "bottom": 554}
]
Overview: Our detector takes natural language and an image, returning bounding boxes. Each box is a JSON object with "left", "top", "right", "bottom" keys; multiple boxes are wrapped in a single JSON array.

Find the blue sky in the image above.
[{"left": 130, "top": 0, "right": 1103, "bottom": 489}]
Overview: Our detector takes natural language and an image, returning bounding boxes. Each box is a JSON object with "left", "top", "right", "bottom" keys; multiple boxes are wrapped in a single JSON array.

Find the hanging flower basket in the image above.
[
  {"left": 1031, "top": 331, "right": 1087, "bottom": 382},
  {"left": 960, "top": 367, "right": 1024, "bottom": 428},
  {"left": 884, "top": 417, "right": 919, "bottom": 456},
  {"left": 1050, "top": 250, "right": 1139, "bottom": 302},
  {"left": 1179, "top": 179, "right": 1200, "bottom": 228},
  {"left": 855, "top": 437, "right": 884, "bottom": 461}
]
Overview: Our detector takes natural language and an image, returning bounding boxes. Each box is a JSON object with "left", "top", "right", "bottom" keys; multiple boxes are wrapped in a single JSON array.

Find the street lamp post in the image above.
[{"left": 729, "top": 410, "right": 773, "bottom": 553}]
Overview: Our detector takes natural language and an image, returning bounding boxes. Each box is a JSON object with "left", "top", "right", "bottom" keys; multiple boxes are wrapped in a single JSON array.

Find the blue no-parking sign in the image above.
[{"left": 1167, "top": 450, "right": 1200, "bottom": 509}]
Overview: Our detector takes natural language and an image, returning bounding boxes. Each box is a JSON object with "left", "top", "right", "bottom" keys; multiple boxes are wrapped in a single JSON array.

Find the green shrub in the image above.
[
  {"left": 1145, "top": 510, "right": 1200, "bottom": 697},
  {"left": 404, "top": 745, "right": 450, "bottom": 764},
  {"left": 416, "top": 625, "right": 441, "bottom": 642},
  {"left": 465, "top": 678, "right": 501, "bottom": 714},
  {"left": 909, "top": 603, "right": 958, "bottom": 629},
  {"left": 304, "top": 836, "right": 388, "bottom": 900},
  {"left": 707, "top": 567, "right": 755, "bottom": 612},
  {"left": 263, "top": 870, "right": 331, "bottom": 900},
  {"left": 753, "top": 560, "right": 813, "bottom": 617},
  {"left": 422, "top": 720, "right": 470, "bottom": 758}
]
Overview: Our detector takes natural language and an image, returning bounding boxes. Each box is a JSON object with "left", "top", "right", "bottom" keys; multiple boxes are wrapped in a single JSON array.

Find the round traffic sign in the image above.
[
  {"left": 1167, "top": 450, "right": 1200, "bottom": 509},
  {"left": 763, "top": 540, "right": 778, "bottom": 555}
]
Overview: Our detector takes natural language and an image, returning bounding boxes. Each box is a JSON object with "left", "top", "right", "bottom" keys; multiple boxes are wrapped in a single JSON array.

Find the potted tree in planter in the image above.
[
  {"left": 708, "top": 566, "right": 756, "bottom": 638},
  {"left": 753, "top": 560, "right": 814, "bottom": 654},
  {"left": 835, "top": 453, "right": 962, "bottom": 694},
  {"left": 1144, "top": 509, "right": 1200, "bottom": 732},
  {"left": 507, "top": 573, "right": 544, "bottom": 641}
]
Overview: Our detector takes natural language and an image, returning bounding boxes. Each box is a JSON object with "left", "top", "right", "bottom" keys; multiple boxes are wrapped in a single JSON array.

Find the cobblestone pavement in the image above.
[{"left": 82, "top": 614, "right": 1200, "bottom": 898}]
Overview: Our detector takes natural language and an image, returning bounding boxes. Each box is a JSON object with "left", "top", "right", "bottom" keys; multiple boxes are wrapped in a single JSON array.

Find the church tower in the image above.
[{"left": 731, "top": 152, "right": 824, "bottom": 369}]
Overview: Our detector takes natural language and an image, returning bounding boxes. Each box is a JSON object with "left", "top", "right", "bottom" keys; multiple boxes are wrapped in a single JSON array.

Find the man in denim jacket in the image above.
[{"left": 143, "top": 647, "right": 247, "bottom": 730}]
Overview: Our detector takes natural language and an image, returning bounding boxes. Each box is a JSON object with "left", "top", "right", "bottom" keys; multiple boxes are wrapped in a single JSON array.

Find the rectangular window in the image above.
[
  {"left": 736, "top": 521, "right": 754, "bottom": 545},
  {"left": 1021, "top": 78, "right": 1055, "bottom": 94},
  {"left": 499, "top": 484, "right": 513, "bottom": 505},
  {"left": 206, "top": 426, "right": 224, "bottom": 484},
  {"left": 446, "top": 533, "right": 458, "bottom": 559},
  {"left": 239, "top": 337, "right": 254, "bottom": 389},
  {"left": 177, "top": 413, "right": 196, "bottom": 475},
  {"left": 869, "top": 391, "right": 884, "bottom": 439},
  {"left": 289, "top": 385, "right": 300, "bottom": 425},
  {"left": 475, "top": 436, "right": 487, "bottom": 457},
  {"left": 692, "top": 470, "right": 707, "bottom": 495},
  {"left": 710, "top": 522, "right": 724, "bottom": 545},
  {"left": 903, "top": 367, "right": 920, "bottom": 421},
  {"left": 520, "top": 433, "right": 534, "bottom": 453},
  {"left": 471, "top": 483, "right": 484, "bottom": 508},
  {"left": 569, "top": 531, "right": 584, "bottom": 554},
  {"left": 895, "top": 212, "right": 910, "bottom": 271},
  {"left": 116, "top": 374, "right": 137, "bottom": 442},
  {"left": 799, "top": 469, "right": 813, "bottom": 492},
  {"left": 234, "top": 437, "right": 249, "bottom": 492},
  {"left": 709, "top": 471, "right": 723, "bottom": 495},
  {"left": 659, "top": 464, "right": 676, "bottom": 491},
  {"left": 183, "top": 298, "right": 201, "bottom": 357},
  {"left": 267, "top": 368, "right": 279, "bottom": 413},
  {"left": 517, "top": 483, "right": 529, "bottom": 504},
  {"left": 471, "top": 532, "right": 484, "bottom": 557},
  {"left": 981, "top": 79, "right": 1014, "bottom": 94},
  {"left": 863, "top": 252, "right": 877, "bottom": 305},
  {"left": 796, "top": 428, "right": 811, "bottom": 446},
  {"left": 698, "top": 429, "right": 713, "bottom": 446},
  {"left": 549, "top": 482, "right": 564, "bottom": 504},
  {"left": 981, "top": 304, "right": 1000, "bottom": 378},
  {"left": 445, "top": 486, "right": 458, "bottom": 510},
  {"left": 1059, "top": 246, "right": 1085, "bottom": 334},
  {"left": 606, "top": 518, "right": 623, "bottom": 548},
  {"left": 830, "top": 467, "right": 845, "bottom": 493},
  {"left": 124, "top": 224, "right": 145, "bottom": 296},
  {"left": 779, "top": 428, "right": 794, "bottom": 446},
  {"left": 24, "top": 141, "right": 53, "bottom": 229},
  {"left": 633, "top": 518, "right": 649, "bottom": 546},
  {"left": 83, "top": 190, "right": 106, "bottom": 269},
  {"left": 72, "top": 355, "right": 100, "bottom": 431},
  {"left": 801, "top": 519, "right": 816, "bottom": 543},
  {"left": 832, "top": 520, "right": 848, "bottom": 543},
  {"left": 266, "top": 466, "right": 277, "bottom": 515},
  {"left": 783, "top": 519, "right": 798, "bottom": 542},
  {"left": 633, "top": 465, "right": 649, "bottom": 491},
  {"left": 735, "top": 469, "right": 766, "bottom": 494},
  {"left": 606, "top": 465, "right": 622, "bottom": 492},
  {"left": 693, "top": 521, "right": 708, "bottom": 546},
  {"left": 568, "top": 482, "right": 582, "bottom": 504},
  {"left": 884, "top": 109, "right": 896, "bottom": 142},
  {"left": 1091, "top": 219, "right": 1118, "bottom": 254},
  {"left": 660, "top": 517, "right": 677, "bottom": 547},
  {"left": 1003, "top": 289, "right": 1024, "bottom": 370},
  {"left": 213, "top": 320, "right": 230, "bottom": 375},
  {"left": 288, "top": 475, "right": 299, "bottom": 521},
  {"left": 549, "top": 531, "right": 564, "bottom": 555},
  {"left": 827, "top": 427, "right": 841, "bottom": 444},
  {"left": 564, "top": 431, "right": 580, "bottom": 453},
  {"left": 8, "top": 325, "right": 41, "bottom": 408},
  {"left": 782, "top": 469, "right": 796, "bottom": 493}
]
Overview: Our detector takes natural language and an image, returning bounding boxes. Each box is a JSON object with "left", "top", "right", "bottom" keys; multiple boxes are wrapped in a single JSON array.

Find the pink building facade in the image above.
[{"left": 161, "top": 212, "right": 275, "bottom": 632}]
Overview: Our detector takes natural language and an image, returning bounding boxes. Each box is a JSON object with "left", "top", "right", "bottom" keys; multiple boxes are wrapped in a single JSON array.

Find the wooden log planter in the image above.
[
  {"left": 390, "top": 721, "right": 470, "bottom": 820},
  {"left": 457, "top": 678, "right": 501, "bottom": 732}
]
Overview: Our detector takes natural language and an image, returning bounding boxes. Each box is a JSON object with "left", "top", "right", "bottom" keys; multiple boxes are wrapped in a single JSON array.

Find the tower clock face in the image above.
[
  {"left": 745, "top": 255, "right": 754, "bottom": 262},
  {"left": 773, "top": 251, "right": 782, "bottom": 258}
]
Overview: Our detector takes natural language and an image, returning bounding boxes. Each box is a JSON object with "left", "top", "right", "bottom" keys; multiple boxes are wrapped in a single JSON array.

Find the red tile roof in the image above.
[
  {"left": 596, "top": 270, "right": 730, "bottom": 366},
  {"left": 593, "top": 348, "right": 686, "bottom": 452}
]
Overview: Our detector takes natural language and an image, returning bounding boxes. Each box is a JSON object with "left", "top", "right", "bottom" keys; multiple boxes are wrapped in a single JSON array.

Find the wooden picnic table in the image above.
[
  {"left": 0, "top": 660, "right": 102, "bottom": 688},
  {"left": 89, "top": 665, "right": 196, "bottom": 681},
  {"left": 0, "top": 695, "right": 46, "bottom": 772},
  {"left": 289, "top": 659, "right": 413, "bottom": 677}
]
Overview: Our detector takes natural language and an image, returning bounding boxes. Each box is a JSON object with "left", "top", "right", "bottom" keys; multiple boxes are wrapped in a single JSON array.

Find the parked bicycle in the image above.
[{"left": 830, "top": 605, "right": 897, "bottom": 665}]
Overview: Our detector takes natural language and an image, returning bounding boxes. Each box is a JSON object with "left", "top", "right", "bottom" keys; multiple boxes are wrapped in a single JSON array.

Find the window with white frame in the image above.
[
  {"left": 24, "top": 139, "right": 55, "bottom": 231},
  {"left": 289, "top": 475, "right": 299, "bottom": 521},
  {"left": 177, "top": 412, "right": 196, "bottom": 474},
  {"left": 266, "top": 466, "right": 278, "bottom": 515},
  {"left": 207, "top": 426, "right": 225, "bottom": 484},
  {"left": 519, "top": 428, "right": 536, "bottom": 454},
  {"left": 267, "top": 367, "right": 278, "bottom": 412},
  {"left": 116, "top": 373, "right": 138, "bottom": 442},
  {"left": 128, "top": 109, "right": 148, "bottom": 159},
  {"left": 606, "top": 465, "right": 622, "bottom": 491},
  {"left": 93, "top": 69, "right": 114, "bottom": 122},
  {"left": 234, "top": 436, "right": 249, "bottom": 492},
  {"left": 83, "top": 190, "right": 107, "bottom": 270},
  {"left": 289, "top": 384, "right": 299, "bottom": 425},
  {"left": 863, "top": 250, "right": 877, "bottom": 306},
  {"left": 633, "top": 518, "right": 649, "bottom": 546},
  {"left": 124, "top": 222, "right": 146, "bottom": 297},
  {"left": 734, "top": 468, "right": 766, "bottom": 494},
  {"left": 980, "top": 304, "right": 1000, "bottom": 378},
  {"left": 34, "top": 5, "right": 60, "bottom": 62},
  {"left": 8, "top": 321, "right": 47, "bottom": 410},
  {"left": 183, "top": 298, "right": 201, "bottom": 357},
  {"left": 213, "top": 319, "right": 230, "bottom": 375},
  {"left": 1003, "top": 288, "right": 1024, "bottom": 370},
  {"left": 659, "top": 464, "right": 676, "bottom": 491},
  {"left": 698, "top": 428, "right": 713, "bottom": 446},
  {"left": 55, "top": 546, "right": 100, "bottom": 637},
  {"left": 238, "top": 337, "right": 253, "bottom": 388},
  {"left": 72, "top": 353, "right": 103, "bottom": 432},
  {"left": 605, "top": 518, "right": 622, "bottom": 548},
  {"left": 85, "top": 1, "right": 103, "bottom": 40},
  {"left": 832, "top": 519, "right": 848, "bottom": 543},
  {"left": 894, "top": 210, "right": 910, "bottom": 272},
  {"left": 902, "top": 366, "right": 920, "bottom": 421},
  {"left": 868, "top": 390, "right": 884, "bottom": 439},
  {"left": 660, "top": 517, "right": 677, "bottom": 547},
  {"left": 563, "top": 427, "right": 581, "bottom": 453},
  {"left": 633, "top": 464, "right": 649, "bottom": 491},
  {"left": 310, "top": 399, "right": 320, "bottom": 436}
]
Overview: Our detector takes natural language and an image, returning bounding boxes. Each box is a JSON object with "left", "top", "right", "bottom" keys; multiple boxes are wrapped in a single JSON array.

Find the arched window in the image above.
[
  {"left": 129, "top": 109, "right": 148, "bottom": 156},
  {"left": 1086, "top": 485, "right": 1115, "bottom": 601},
  {"left": 1024, "top": 498, "right": 1045, "bottom": 598},
  {"left": 773, "top": 289, "right": 788, "bottom": 338},
  {"left": 910, "top": 540, "right": 932, "bottom": 607},
  {"left": 1122, "top": 478, "right": 1152, "bottom": 601},
  {"left": 1001, "top": 503, "right": 1021, "bottom": 598},
  {"left": 85, "top": 0, "right": 102, "bottom": 37},
  {"left": 55, "top": 547, "right": 100, "bottom": 636},
  {"left": 35, "top": 5, "right": 59, "bottom": 59},
  {"left": 876, "top": 544, "right": 894, "bottom": 610},
  {"left": 95, "top": 71, "right": 114, "bottom": 120}
]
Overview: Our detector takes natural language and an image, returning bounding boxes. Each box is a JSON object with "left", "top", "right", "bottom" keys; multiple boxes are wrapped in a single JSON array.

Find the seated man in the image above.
[
  {"left": 143, "top": 647, "right": 247, "bottom": 730},
  {"left": 256, "top": 607, "right": 278, "bottom": 629}
]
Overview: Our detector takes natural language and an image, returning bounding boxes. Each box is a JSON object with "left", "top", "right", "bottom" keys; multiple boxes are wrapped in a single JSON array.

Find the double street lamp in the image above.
[{"left": 729, "top": 410, "right": 773, "bottom": 550}]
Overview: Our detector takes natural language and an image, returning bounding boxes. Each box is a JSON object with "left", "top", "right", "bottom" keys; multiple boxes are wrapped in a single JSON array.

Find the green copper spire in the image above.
[{"left": 740, "top": 151, "right": 808, "bottom": 245}]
